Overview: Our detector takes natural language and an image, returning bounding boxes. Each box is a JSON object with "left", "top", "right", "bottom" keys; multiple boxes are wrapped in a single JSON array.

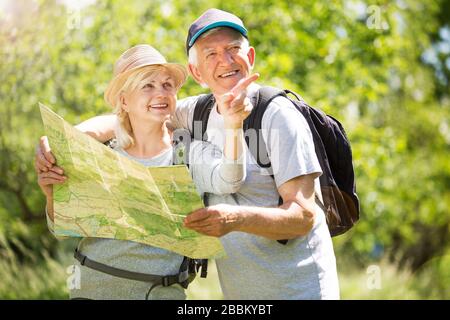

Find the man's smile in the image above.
[{"left": 218, "top": 70, "right": 240, "bottom": 78}]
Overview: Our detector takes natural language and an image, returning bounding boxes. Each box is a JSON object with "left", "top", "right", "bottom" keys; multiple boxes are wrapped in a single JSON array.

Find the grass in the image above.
[
  {"left": 1, "top": 248, "right": 448, "bottom": 300},
  {"left": 339, "top": 261, "right": 422, "bottom": 299},
  {"left": 338, "top": 254, "right": 450, "bottom": 300},
  {"left": 0, "top": 251, "right": 68, "bottom": 299},
  {"left": 0, "top": 246, "right": 223, "bottom": 300},
  {"left": 191, "top": 257, "right": 450, "bottom": 300}
]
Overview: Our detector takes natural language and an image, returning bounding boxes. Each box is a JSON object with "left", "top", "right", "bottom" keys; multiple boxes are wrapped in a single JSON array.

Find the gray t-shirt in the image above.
[
  {"left": 48, "top": 141, "right": 245, "bottom": 300},
  {"left": 71, "top": 147, "right": 185, "bottom": 300},
  {"left": 172, "top": 84, "right": 340, "bottom": 299}
]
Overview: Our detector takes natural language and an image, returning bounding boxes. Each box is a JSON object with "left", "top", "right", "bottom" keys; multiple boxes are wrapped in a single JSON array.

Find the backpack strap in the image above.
[
  {"left": 245, "top": 87, "right": 310, "bottom": 169},
  {"left": 193, "top": 89, "right": 292, "bottom": 245},
  {"left": 246, "top": 87, "right": 329, "bottom": 245},
  {"left": 244, "top": 86, "right": 286, "bottom": 170},
  {"left": 73, "top": 248, "right": 198, "bottom": 301},
  {"left": 192, "top": 93, "right": 216, "bottom": 207},
  {"left": 245, "top": 87, "right": 289, "bottom": 245},
  {"left": 192, "top": 93, "right": 215, "bottom": 141}
]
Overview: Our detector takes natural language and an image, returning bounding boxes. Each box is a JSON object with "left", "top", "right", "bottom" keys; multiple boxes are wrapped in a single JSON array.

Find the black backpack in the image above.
[{"left": 191, "top": 86, "right": 360, "bottom": 238}]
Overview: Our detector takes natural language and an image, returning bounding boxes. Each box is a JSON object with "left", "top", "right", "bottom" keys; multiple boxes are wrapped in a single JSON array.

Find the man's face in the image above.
[{"left": 189, "top": 28, "right": 255, "bottom": 96}]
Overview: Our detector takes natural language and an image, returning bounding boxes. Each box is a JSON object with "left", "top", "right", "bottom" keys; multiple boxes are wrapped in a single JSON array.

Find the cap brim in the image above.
[{"left": 188, "top": 21, "right": 248, "bottom": 47}]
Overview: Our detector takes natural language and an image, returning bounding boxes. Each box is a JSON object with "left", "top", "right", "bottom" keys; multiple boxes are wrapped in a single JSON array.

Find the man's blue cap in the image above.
[{"left": 186, "top": 8, "right": 248, "bottom": 55}]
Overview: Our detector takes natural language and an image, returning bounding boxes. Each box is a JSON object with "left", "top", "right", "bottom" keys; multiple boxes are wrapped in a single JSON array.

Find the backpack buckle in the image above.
[{"left": 162, "top": 276, "right": 176, "bottom": 287}]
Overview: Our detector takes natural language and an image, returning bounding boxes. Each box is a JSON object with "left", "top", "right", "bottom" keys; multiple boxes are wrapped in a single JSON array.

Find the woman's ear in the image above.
[{"left": 120, "top": 92, "right": 128, "bottom": 113}]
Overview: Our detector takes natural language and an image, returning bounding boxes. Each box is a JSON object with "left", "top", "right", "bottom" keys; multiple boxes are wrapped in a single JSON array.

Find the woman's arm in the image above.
[
  {"left": 37, "top": 166, "right": 68, "bottom": 239},
  {"left": 44, "top": 201, "right": 68, "bottom": 240},
  {"left": 46, "top": 195, "right": 54, "bottom": 222},
  {"left": 75, "top": 114, "right": 117, "bottom": 142}
]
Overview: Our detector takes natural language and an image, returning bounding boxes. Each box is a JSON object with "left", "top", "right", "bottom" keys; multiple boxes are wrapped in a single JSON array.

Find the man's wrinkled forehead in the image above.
[
  {"left": 196, "top": 28, "right": 244, "bottom": 50},
  {"left": 201, "top": 39, "right": 243, "bottom": 54}
]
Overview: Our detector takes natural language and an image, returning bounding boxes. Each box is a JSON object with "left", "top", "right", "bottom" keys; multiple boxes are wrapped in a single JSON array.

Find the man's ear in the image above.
[
  {"left": 247, "top": 46, "right": 256, "bottom": 68},
  {"left": 188, "top": 63, "right": 204, "bottom": 85}
]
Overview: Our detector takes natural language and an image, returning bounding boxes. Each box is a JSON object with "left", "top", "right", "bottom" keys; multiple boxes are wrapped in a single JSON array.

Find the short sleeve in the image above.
[{"left": 261, "top": 96, "right": 322, "bottom": 188}]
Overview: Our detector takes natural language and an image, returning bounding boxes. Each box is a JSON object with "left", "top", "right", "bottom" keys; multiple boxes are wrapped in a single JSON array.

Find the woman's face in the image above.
[{"left": 122, "top": 70, "right": 177, "bottom": 125}]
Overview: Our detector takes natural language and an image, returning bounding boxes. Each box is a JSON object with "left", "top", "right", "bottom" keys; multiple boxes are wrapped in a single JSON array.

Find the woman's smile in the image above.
[{"left": 147, "top": 103, "right": 169, "bottom": 110}]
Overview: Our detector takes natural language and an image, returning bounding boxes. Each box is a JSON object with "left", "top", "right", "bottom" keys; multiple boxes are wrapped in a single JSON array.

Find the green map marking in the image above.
[{"left": 39, "top": 103, "right": 225, "bottom": 259}]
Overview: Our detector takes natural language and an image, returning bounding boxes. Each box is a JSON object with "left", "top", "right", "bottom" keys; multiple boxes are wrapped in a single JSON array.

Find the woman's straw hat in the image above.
[{"left": 104, "top": 44, "right": 187, "bottom": 107}]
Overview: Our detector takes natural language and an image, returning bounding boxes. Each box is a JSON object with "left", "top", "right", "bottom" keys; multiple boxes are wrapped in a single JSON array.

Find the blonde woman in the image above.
[{"left": 37, "top": 44, "right": 257, "bottom": 299}]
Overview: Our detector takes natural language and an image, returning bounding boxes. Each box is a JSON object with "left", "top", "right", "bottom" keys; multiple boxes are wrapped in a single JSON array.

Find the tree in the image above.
[{"left": 0, "top": 0, "right": 448, "bottom": 275}]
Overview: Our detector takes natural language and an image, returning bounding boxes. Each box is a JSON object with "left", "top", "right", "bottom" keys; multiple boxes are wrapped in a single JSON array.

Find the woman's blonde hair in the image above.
[{"left": 111, "top": 65, "right": 182, "bottom": 149}]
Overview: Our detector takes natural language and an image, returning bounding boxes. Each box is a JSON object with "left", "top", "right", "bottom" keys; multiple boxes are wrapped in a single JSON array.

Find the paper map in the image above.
[{"left": 39, "top": 103, "right": 225, "bottom": 259}]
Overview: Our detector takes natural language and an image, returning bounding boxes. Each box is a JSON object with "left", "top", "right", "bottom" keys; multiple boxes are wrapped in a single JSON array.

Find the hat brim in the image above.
[
  {"left": 188, "top": 21, "right": 248, "bottom": 48},
  {"left": 104, "top": 63, "right": 187, "bottom": 107}
]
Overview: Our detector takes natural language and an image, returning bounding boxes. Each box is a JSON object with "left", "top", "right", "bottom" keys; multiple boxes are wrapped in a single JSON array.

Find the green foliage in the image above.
[
  {"left": 0, "top": 0, "right": 449, "bottom": 298},
  {"left": 337, "top": 254, "right": 450, "bottom": 299},
  {"left": 1, "top": 251, "right": 448, "bottom": 299},
  {"left": 0, "top": 249, "right": 68, "bottom": 299}
]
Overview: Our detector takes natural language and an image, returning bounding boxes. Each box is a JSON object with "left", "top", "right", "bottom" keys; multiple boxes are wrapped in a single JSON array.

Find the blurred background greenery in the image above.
[{"left": 0, "top": 0, "right": 449, "bottom": 299}]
